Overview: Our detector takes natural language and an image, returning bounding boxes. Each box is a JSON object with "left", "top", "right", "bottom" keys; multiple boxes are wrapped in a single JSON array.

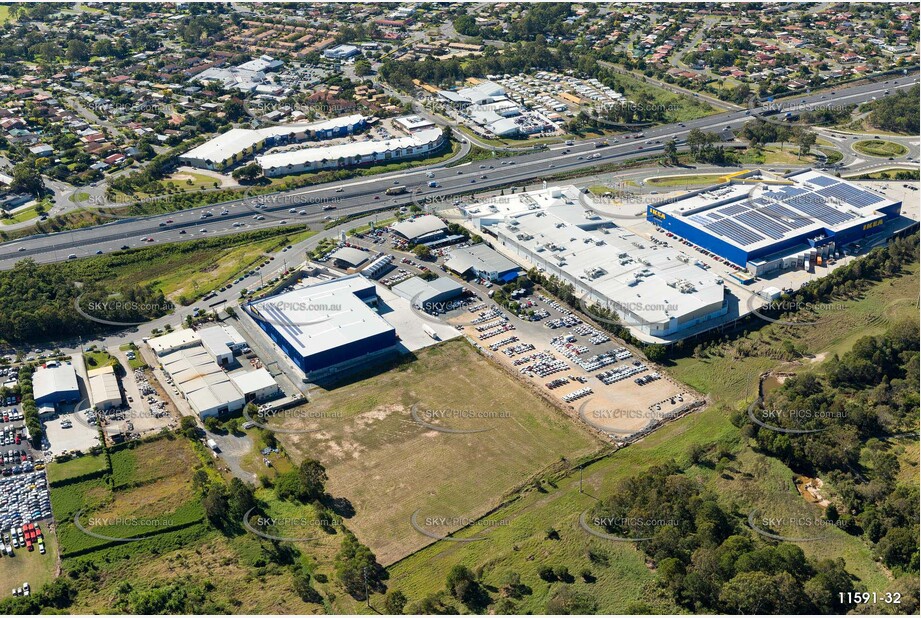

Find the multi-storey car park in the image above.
[
  {"left": 647, "top": 170, "right": 903, "bottom": 276},
  {"left": 457, "top": 186, "right": 729, "bottom": 340}
]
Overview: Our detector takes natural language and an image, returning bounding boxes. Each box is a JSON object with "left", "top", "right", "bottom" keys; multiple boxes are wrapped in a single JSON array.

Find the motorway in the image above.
[{"left": 0, "top": 74, "right": 917, "bottom": 270}]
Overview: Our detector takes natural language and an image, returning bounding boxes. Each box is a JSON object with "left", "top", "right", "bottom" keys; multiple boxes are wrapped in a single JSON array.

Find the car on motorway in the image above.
[
  {"left": 67, "top": 253, "right": 77, "bottom": 260},
  {"left": 178, "top": 230, "right": 186, "bottom": 234},
  {"left": 17, "top": 247, "right": 24, "bottom": 252},
  {"left": 95, "top": 250, "right": 103, "bottom": 255},
  {"left": 158, "top": 222, "right": 166, "bottom": 227},
  {"left": 120, "top": 245, "right": 130, "bottom": 250}
]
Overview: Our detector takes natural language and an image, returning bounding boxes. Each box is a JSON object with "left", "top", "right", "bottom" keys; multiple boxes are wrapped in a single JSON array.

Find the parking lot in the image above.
[
  {"left": 43, "top": 414, "right": 100, "bottom": 458},
  {"left": 436, "top": 289, "right": 695, "bottom": 438}
]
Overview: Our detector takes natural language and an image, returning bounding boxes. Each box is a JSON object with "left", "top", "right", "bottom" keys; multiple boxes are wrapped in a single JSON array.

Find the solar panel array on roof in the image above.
[
  {"left": 817, "top": 184, "right": 882, "bottom": 208},
  {"left": 756, "top": 203, "right": 812, "bottom": 229},
  {"left": 788, "top": 195, "right": 855, "bottom": 225},
  {"left": 705, "top": 219, "right": 765, "bottom": 246},
  {"left": 808, "top": 175, "right": 839, "bottom": 188},
  {"left": 719, "top": 203, "right": 749, "bottom": 217},
  {"left": 690, "top": 214, "right": 712, "bottom": 226},
  {"left": 776, "top": 186, "right": 808, "bottom": 198},
  {"left": 737, "top": 210, "right": 790, "bottom": 240}
]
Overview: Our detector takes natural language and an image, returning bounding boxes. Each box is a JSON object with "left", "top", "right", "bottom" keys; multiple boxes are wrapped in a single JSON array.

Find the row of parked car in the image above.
[{"left": 0, "top": 469, "right": 51, "bottom": 536}]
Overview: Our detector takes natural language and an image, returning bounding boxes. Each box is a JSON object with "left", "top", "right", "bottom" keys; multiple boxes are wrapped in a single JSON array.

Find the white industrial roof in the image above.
[
  {"left": 481, "top": 186, "right": 726, "bottom": 328},
  {"left": 148, "top": 328, "right": 200, "bottom": 356},
  {"left": 390, "top": 214, "right": 448, "bottom": 241},
  {"left": 256, "top": 128, "right": 442, "bottom": 171},
  {"left": 33, "top": 363, "right": 78, "bottom": 401},
  {"left": 88, "top": 365, "right": 121, "bottom": 407},
  {"left": 230, "top": 368, "right": 277, "bottom": 396},
  {"left": 198, "top": 324, "right": 242, "bottom": 360},
  {"left": 445, "top": 243, "right": 520, "bottom": 275},
  {"left": 182, "top": 114, "right": 366, "bottom": 165},
  {"left": 330, "top": 246, "right": 370, "bottom": 267},
  {"left": 392, "top": 276, "right": 463, "bottom": 306},
  {"left": 248, "top": 274, "right": 395, "bottom": 357},
  {"left": 160, "top": 345, "right": 244, "bottom": 414}
]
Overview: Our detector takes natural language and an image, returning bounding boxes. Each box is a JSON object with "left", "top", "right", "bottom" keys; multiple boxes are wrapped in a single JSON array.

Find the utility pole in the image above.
[
  {"left": 579, "top": 465, "right": 584, "bottom": 494},
  {"left": 363, "top": 566, "right": 370, "bottom": 609}
]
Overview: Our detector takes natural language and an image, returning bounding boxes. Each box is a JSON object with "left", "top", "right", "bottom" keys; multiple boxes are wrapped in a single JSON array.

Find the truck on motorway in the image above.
[{"left": 385, "top": 185, "right": 407, "bottom": 195}]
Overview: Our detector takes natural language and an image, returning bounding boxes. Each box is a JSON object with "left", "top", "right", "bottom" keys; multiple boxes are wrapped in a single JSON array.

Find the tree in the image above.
[
  {"left": 227, "top": 478, "right": 256, "bottom": 521},
  {"left": 232, "top": 163, "right": 262, "bottom": 183},
  {"left": 413, "top": 244, "right": 432, "bottom": 259},
  {"left": 545, "top": 585, "right": 598, "bottom": 614},
  {"left": 663, "top": 139, "right": 679, "bottom": 165},
  {"left": 384, "top": 590, "right": 408, "bottom": 614},
  {"left": 10, "top": 162, "right": 45, "bottom": 197},
  {"left": 274, "top": 471, "right": 302, "bottom": 502},
  {"left": 202, "top": 485, "right": 229, "bottom": 527},
  {"left": 292, "top": 569, "right": 323, "bottom": 604},
  {"left": 446, "top": 565, "right": 478, "bottom": 603},
  {"left": 297, "top": 459, "right": 328, "bottom": 502},
  {"left": 354, "top": 59, "right": 373, "bottom": 77},
  {"left": 66, "top": 39, "right": 91, "bottom": 62},
  {"left": 335, "top": 532, "right": 385, "bottom": 600},
  {"left": 223, "top": 99, "right": 246, "bottom": 122}
]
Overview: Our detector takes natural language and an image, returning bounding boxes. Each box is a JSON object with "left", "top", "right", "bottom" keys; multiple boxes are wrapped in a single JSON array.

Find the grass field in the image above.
[
  {"left": 273, "top": 340, "right": 603, "bottom": 566},
  {"left": 48, "top": 437, "right": 330, "bottom": 614},
  {"left": 0, "top": 525, "right": 58, "bottom": 599},
  {"left": 0, "top": 5, "right": 11, "bottom": 24},
  {"left": 59, "top": 228, "right": 314, "bottom": 303},
  {"left": 372, "top": 263, "right": 920, "bottom": 613},
  {"left": 83, "top": 349, "right": 117, "bottom": 370},
  {"left": 164, "top": 171, "right": 223, "bottom": 191},
  {"left": 50, "top": 437, "right": 205, "bottom": 561},
  {"left": 0, "top": 205, "right": 41, "bottom": 225},
  {"left": 47, "top": 454, "right": 108, "bottom": 485},
  {"left": 853, "top": 139, "right": 908, "bottom": 158},
  {"left": 119, "top": 343, "right": 148, "bottom": 369},
  {"left": 737, "top": 144, "right": 817, "bottom": 165},
  {"left": 847, "top": 168, "right": 920, "bottom": 181},
  {"left": 646, "top": 173, "right": 731, "bottom": 187},
  {"left": 605, "top": 70, "right": 718, "bottom": 124}
]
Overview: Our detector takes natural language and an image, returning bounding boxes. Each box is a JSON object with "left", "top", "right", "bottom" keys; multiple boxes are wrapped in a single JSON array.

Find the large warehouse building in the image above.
[
  {"left": 33, "top": 361, "right": 80, "bottom": 407},
  {"left": 648, "top": 169, "right": 902, "bottom": 275},
  {"left": 461, "top": 185, "right": 728, "bottom": 340},
  {"left": 257, "top": 128, "right": 444, "bottom": 177},
  {"left": 246, "top": 274, "right": 397, "bottom": 377},
  {"left": 179, "top": 114, "right": 367, "bottom": 171}
]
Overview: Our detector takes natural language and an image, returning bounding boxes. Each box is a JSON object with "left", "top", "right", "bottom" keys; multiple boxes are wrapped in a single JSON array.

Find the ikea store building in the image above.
[{"left": 648, "top": 170, "right": 901, "bottom": 276}]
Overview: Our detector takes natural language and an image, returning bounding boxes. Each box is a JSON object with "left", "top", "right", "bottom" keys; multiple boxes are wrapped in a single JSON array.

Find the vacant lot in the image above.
[
  {"left": 275, "top": 340, "right": 603, "bottom": 565},
  {"left": 380, "top": 265, "right": 918, "bottom": 612},
  {"left": 51, "top": 436, "right": 205, "bottom": 561}
]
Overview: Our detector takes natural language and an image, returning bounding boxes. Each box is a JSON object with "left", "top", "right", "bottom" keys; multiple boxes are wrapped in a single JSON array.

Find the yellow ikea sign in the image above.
[
  {"left": 649, "top": 208, "right": 666, "bottom": 220},
  {"left": 862, "top": 219, "right": 883, "bottom": 231}
]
